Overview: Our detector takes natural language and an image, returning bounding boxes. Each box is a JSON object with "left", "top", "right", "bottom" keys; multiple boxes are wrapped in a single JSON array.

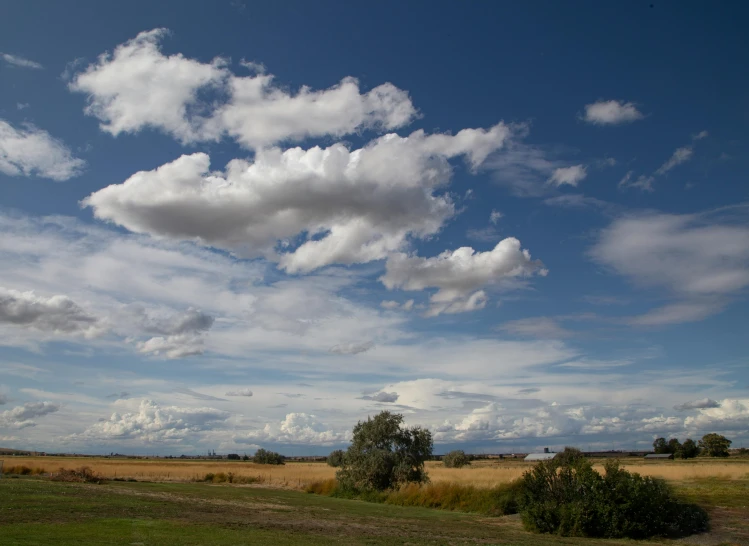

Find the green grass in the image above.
[{"left": 1, "top": 477, "right": 747, "bottom": 545}]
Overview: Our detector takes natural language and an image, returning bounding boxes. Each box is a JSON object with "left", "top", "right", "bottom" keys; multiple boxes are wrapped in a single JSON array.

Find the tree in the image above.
[
  {"left": 443, "top": 450, "right": 471, "bottom": 468},
  {"left": 336, "top": 411, "right": 433, "bottom": 492},
  {"left": 667, "top": 438, "right": 682, "bottom": 455},
  {"left": 699, "top": 433, "right": 731, "bottom": 457},
  {"left": 679, "top": 439, "right": 699, "bottom": 459},
  {"left": 653, "top": 437, "right": 669, "bottom": 454},
  {"left": 227, "top": 453, "right": 240, "bottom": 460},
  {"left": 253, "top": 448, "right": 285, "bottom": 465},
  {"left": 327, "top": 449, "right": 345, "bottom": 467}
]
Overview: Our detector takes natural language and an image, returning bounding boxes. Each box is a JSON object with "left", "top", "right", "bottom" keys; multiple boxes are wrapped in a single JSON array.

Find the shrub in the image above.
[
  {"left": 3, "top": 465, "right": 46, "bottom": 476},
  {"left": 518, "top": 450, "right": 708, "bottom": 539},
  {"left": 327, "top": 449, "right": 345, "bottom": 467},
  {"left": 336, "top": 410, "right": 432, "bottom": 492},
  {"left": 227, "top": 453, "right": 240, "bottom": 460},
  {"left": 51, "top": 467, "right": 103, "bottom": 484},
  {"left": 253, "top": 448, "right": 285, "bottom": 465},
  {"left": 442, "top": 450, "right": 471, "bottom": 468}
]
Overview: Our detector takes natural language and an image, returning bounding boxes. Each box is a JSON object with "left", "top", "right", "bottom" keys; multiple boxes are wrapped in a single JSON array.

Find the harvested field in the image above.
[{"left": 4, "top": 456, "right": 749, "bottom": 488}]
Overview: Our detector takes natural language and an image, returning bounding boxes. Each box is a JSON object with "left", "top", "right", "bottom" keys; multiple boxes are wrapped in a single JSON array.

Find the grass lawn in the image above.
[{"left": 1, "top": 477, "right": 747, "bottom": 545}]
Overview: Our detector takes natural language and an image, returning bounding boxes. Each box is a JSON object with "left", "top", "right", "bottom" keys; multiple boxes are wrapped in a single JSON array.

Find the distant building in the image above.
[
  {"left": 644, "top": 453, "right": 674, "bottom": 460},
  {"left": 525, "top": 448, "right": 558, "bottom": 462}
]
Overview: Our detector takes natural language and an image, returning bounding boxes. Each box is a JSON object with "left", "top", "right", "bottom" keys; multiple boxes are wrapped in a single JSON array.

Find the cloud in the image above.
[
  {"left": 1, "top": 53, "right": 43, "bottom": 69},
  {"left": 684, "top": 399, "right": 749, "bottom": 432},
  {"left": 215, "top": 75, "right": 416, "bottom": 150},
  {"left": 489, "top": 210, "right": 503, "bottom": 225},
  {"left": 83, "top": 123, "right": 510, "bottom": 272},
  {"left": 69, "top": 29, "right": 227, "bottom": 144},
  {"left": 237, "top": 412, "right": 350, "bottom": 445},
  {"left": 590, "top": 211, "right": 749, "bottom": 324},
  {"left": 360, "top": 391, "right": 399, "bottom": 403},
  {"left": 582, "top": 100, "right": 643, "bottom": 125},
  {"left": 498, "top": 317, "right": 572, "bottom": 339},
  {"left": 381, "top": 238, "right": 545, "bottom": 316},
  {"left": 518, "top": 388, "right": 540, "bottom": 395},
  {"left": 0, "top": 393, "right": 8, "bottom": 405},
  {"left": 330, "top": 341, "right": 375, "bottom": 355},
  {"left": 76, "top": 399, "right": 230, "bottom": 442},
  {"left": 225, "top": 388, "right": 253, "bottom": 397},
  {"left": 674, "top": 398, "right": 720, "bottom": 411},
  {"left": 69, "top": 29, "right": 416, "bottom": 148},
  {"left": 0, "top": 287, "right": 99, "bottom": 335},
  {"left": 0, "top": 120, "right": 85, "bottom": 181},
  {"left": 16, "top": 103, "right": 30, "bottom": 110},
  {"left": 621, "top": 131, "right": 707, "bottom": 191},
  {"left": 618, "top": 171, "right": 655, "bottom": 192},
  {"left": 0, "top": 401, "right": 60, "bottom": 429},
  {"left": 655, "top": 146, "right": 693, "bottom": 176},
  {"left": 173, "top": 388, "right": 227, "bottom": 402},
  {"left": 543, "top": 194, "right": 614, "bottom": 212},
  {"left": 549, "top": 165, "right": 587, "bottom": 187},
  {"left": 120, "top": 305, "right": 214, "bottom": 358},
  {"left": 380, "top": 300, "right": 414, "bottom": 311},
  {"left": 105, "top": 391, "right": 131, "bottom": 400}
]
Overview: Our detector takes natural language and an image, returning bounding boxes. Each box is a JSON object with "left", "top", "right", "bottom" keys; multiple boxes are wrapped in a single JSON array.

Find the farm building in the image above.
[
  {"left": 525, "top": 448, "right": 558, "bottom": 462},
  {"left": 644, "top": 453, "right": 674, "bottom": 460}
]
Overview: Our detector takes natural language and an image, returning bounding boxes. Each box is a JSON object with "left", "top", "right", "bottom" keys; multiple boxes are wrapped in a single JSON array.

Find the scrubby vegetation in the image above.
[
  {"left": 326, "top": 449, "right": 345, "bottom": 467},
  {"left": 51, "top": 467, "right": 104, "bottom": 484},
  {"left": 306, "top": 478, "right": 521, "bottom": 516},
  {"left": 201, "top": 472, "right": 261, "bottom": 484},
  {"left": 518, "top": 448, "right": 709, "bottom": 539},
  {"left": 442, "top": 450, "right": 471, "bottom": 468},
  {"left": 253, "top": 448, "right": 285, "bottom": 465},
  {"left": 2, "top": 465, "right": 47, "bottom": 476}
]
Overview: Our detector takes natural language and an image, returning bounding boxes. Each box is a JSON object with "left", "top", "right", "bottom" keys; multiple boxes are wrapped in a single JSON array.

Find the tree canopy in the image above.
[
  {"left": 699, "top": 433, "right": 732, "bottom": 457},
  {"left": 336, "top": 411, "right": 433, "bottom": 491}
]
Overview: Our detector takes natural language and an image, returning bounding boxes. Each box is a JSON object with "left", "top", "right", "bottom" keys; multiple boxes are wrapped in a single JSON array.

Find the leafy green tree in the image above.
[
  {"left": 327, "top": 449, "right": 345, "bottom": 467},
  {"left": 253, "top": 448, "right": 285, "bottom": 465},
  {"left": 667, "top": 438, "right": 682, "bottom": 455},
  {"left": 336, "top": 411, "right": 433, "bottom": 492},
  {"left": 699, "top": 433, "right": 732, "bottom": 457},
  {"left": 679, "top": 439, "right": 699, "bottom": 459},
  {"left": 443, "top": 450, "right": 471, "bottom": 468},
  {"left": 653, "top": 437, "right": 669, "bottom": 454}
]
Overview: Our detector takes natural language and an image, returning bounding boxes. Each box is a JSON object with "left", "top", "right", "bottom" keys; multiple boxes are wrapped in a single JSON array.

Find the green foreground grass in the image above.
[{"left": 1, "top": 477, "right": 747, "bottom": 545}]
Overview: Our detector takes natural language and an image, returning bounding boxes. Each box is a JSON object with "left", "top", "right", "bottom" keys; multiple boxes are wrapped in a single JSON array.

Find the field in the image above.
[
  {"left": 2, "top": 457, "right": 748, "bottom": 545},
  {"left": 4, "top": 455, "right": 749, "bottom": 487}
]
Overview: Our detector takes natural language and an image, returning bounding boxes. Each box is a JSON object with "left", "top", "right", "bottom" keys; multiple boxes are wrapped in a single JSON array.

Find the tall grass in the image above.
[{"left": 306, "top": 479, "right": 522, "bottom": 516}]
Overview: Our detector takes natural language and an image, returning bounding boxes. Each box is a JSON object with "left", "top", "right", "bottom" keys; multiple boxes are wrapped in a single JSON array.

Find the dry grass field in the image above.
[{"left": 4, "top": 455, "right": 749, "bottom": 488}]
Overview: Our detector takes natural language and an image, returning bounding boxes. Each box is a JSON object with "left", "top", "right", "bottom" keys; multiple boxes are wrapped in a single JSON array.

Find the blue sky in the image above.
[{"left": 0, "top": 1, "right": 747, "bottom": 455}]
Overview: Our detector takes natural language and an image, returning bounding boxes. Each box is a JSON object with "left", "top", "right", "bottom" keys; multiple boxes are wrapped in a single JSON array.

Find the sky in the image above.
[{"left": 0, "top": 1, "right": 748, "bottom": 456}]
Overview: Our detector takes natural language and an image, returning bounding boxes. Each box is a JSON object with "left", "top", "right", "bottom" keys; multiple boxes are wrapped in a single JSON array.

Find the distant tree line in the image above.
[{"left": 653, "top": 433, "right": 732, "bottom": 458}]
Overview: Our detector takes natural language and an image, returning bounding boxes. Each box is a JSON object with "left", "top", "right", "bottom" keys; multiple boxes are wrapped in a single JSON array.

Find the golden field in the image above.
[{"left": 3, "top": 456, "right": 749, "bottom": 489}]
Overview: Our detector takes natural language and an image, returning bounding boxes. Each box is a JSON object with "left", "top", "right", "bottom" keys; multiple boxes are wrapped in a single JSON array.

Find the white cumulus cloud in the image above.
[
  {"left": 582, "top": 100, "right": 643, "bottom": 125},
  {"left": 0, "top": 120, "right": 85, "bottom": 181},
  {"left": 238, "top": 413, "right": 350, "bottom": 445},
  {"left": 549, "top": 165, "right": 587, "bottom": 187},
  {"left": 381, "top": 238, "right": 545, "bottom": 316},
  {"left": 69, "top": 28, "right": 416, "bottom": 149},
  {"left": 77, "top": 399, "right": 230, "bottom": 442},
  {"left": 83, "top": 124, "right": 511, "bottom": 273},
  {"left": 0, "top": 401, "right": 60, "bottom": 429}
]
